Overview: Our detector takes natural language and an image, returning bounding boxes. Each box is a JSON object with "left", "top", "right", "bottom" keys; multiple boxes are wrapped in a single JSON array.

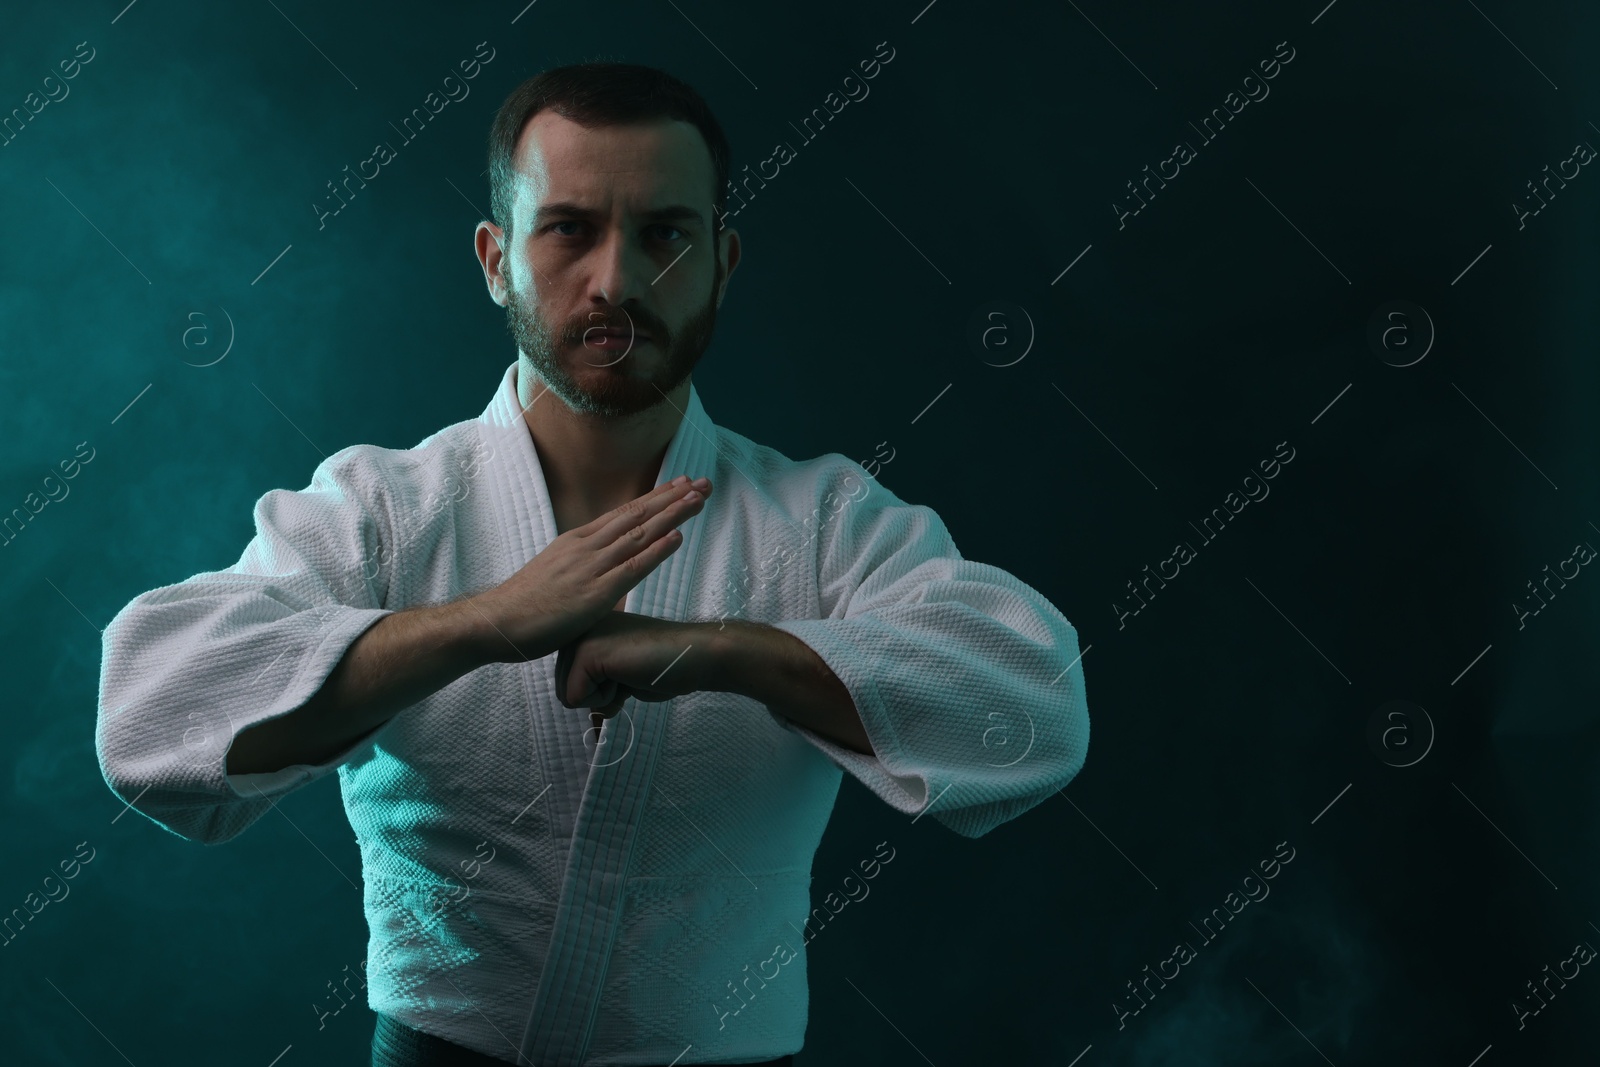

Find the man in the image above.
[{"left": 95, "top": 63, "right": 1090, "bottom": 1067}]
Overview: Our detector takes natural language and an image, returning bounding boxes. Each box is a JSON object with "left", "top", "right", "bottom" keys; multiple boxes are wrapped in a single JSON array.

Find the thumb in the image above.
[{"left": 579, "top": 678, "right": 618, "bottom": 708}]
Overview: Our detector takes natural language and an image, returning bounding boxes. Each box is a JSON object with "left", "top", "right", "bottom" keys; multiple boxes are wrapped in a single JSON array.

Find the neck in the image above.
[{"left": 516, "top": 360, "right": 690, "bottom": 512}]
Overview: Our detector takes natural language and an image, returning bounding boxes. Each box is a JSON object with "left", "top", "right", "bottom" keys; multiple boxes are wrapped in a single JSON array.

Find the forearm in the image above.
[
  {"left": 704, "top": 620, "right": 875, "bottom": 756},
  {"left": 225, "top": 596, "right": 495, "bottom": 775}
]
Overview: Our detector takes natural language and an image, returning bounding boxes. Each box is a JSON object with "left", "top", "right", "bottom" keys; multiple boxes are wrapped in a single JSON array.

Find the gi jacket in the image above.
[{"left": 95, "top": 361, "right": 1090, "bottom": 1065}]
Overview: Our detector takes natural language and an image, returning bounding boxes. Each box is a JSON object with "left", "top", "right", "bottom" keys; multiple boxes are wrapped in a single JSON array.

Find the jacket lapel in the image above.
[{"left": 477, "top": 363, "right": 721, "bottom": 1066}]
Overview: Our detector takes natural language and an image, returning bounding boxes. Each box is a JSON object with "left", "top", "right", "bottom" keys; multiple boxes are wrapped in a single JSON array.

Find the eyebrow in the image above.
[{"left": 534, "top": 201, "right": 706, "bottom": 228}]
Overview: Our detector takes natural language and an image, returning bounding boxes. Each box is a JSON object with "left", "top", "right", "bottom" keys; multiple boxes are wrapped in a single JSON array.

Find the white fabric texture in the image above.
[{"left": 94, "top": 361, "right": 1090, "bottom": 1065}]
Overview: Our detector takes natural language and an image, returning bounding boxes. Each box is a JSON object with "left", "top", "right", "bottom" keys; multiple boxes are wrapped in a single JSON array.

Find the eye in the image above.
[{"left": 545, "top": 222, "right": 685, "bottom": 242}]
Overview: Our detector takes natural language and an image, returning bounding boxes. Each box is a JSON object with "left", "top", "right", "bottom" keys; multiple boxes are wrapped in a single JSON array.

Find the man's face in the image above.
[{"left": 495, "top": 112, "right": 733, "bottom": 418}]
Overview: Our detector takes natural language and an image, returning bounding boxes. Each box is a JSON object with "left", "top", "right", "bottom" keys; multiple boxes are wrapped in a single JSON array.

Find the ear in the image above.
[
  {"left": 715, "top": 227, "right": 741, "bottom": 308},
  {"left": 476, "top": 220, "right": 510, "bottom": 305}
]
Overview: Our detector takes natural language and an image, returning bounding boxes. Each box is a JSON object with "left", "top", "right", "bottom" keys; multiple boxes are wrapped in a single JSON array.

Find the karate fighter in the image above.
[{"left": 96, "top": 62, "right": 1091, "bottom": 1067}]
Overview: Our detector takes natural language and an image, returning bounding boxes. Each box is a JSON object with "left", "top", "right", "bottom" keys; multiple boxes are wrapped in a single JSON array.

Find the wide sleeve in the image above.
[
  {"left": 766, "top": 458, "right": 1090, "bottom": 839},
  {"left": 94, "top": 446, "right": 398, "bottom": 846}
]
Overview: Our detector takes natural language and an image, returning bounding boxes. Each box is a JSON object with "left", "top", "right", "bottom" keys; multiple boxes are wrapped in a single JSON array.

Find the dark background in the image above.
[{"left": 3, "top": 0, "right": 1597, "bottom": 1063}]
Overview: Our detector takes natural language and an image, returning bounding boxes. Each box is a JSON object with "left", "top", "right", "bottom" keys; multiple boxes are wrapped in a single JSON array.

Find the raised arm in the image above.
[
  {"left": 95, "top": 447, "right": 399, "bottom": 845},
  {"left": 225, "top": 473, "right": 715, "bottom": 774},
  {"left": 222, "top": 597, "right": 491, "bottom": 775},
  {"left": 761, "top": 457, "right": 1091, "bottom": 839},
  {"left": 96, "top": 447, "right": 712, "bottom": 846}
]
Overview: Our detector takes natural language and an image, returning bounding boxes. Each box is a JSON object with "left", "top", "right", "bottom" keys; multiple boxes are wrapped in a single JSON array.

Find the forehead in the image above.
[{"left": 511, "top": 111, "right": 715, "bottom": 214}]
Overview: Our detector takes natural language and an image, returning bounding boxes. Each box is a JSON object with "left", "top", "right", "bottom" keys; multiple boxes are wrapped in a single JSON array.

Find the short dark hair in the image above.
[{"left": 486, "top": 62, "right": 732, "bottom": 244}]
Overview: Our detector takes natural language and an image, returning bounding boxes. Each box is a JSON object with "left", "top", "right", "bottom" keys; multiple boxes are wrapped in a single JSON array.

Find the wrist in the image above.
[
  {"left": 449, "top": 593, "right": 514, "bottom": 667},
  {"left": 698, "top": 619, "right": 809, "bottom": 706},
  {"left": 697, "top": 619, "right": 758, "bottom": 697}
]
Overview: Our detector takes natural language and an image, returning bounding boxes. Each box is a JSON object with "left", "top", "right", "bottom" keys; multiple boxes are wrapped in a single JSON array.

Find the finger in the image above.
[
  {"left": 601, "top": 481, "right": 711, "bottom": 552},
  {"left": 590, "top": 477, "right": 713, "bottom": 551},
  {"left": 601, "top": 521, "right": 692, "bottom": 588},
  {"left": 575, "top": 678, "right": 617, "bottom": 709},
  {"left": 593, "top": 488, "right": 711, "bottom": 576},
  {"left": 553, "top": 647, "right": 570, "bottom": 701},
  {"left": 578, "top": 476, "right": 692, "bottom": 539}
]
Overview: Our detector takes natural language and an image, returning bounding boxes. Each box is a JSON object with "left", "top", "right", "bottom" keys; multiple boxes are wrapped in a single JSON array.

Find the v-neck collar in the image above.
[{"left": 479, "top": 360, "right": 722, "bottom": 610}]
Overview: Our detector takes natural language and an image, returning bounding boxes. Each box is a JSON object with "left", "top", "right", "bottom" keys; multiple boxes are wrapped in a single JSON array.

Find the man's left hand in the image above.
[{"left": 554, "top": 611, "right": 718, "bottom": 723}]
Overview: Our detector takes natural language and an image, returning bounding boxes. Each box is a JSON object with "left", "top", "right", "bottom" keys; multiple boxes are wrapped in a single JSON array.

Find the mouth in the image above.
[{"left": 584, "top": 330, "right": 653, "bottom": 350}]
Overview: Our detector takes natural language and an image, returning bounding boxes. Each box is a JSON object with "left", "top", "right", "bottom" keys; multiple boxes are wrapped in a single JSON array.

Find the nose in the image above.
[{"left": 588, "top": 228, "right": 650, "bottom": 314}]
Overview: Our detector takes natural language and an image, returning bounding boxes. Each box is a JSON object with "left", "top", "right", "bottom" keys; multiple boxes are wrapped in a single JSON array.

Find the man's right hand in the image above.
[{"left": 467, "top": 474, "right": 713, "bottom": 664}]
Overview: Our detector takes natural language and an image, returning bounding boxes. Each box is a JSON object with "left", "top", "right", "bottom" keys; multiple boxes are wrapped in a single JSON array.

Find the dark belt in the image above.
[{"left": 371, "top": 1011, "right": 795, "bottom": 1067}]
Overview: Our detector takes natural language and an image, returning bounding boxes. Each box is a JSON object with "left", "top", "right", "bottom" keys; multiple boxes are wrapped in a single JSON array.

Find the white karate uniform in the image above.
[{"left": 95, "top": 361, "right": 1090, "bottom": 1065}]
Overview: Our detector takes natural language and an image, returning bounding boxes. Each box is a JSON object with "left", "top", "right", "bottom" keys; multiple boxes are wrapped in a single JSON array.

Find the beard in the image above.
[{"left": 506, "top": 254, "right": 723, "bottom": 418}]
